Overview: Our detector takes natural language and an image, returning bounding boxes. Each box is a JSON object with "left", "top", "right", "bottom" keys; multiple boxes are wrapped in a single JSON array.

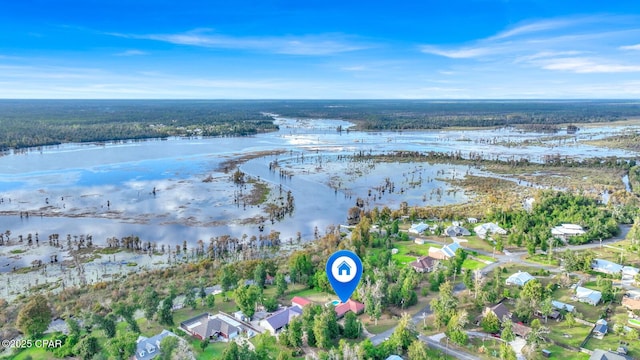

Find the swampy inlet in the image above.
[{"left": 0, "top": 100, "right": 639, "bottom": 299}]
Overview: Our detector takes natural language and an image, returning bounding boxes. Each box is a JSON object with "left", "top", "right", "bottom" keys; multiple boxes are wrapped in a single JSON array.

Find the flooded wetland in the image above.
[{"left": 0, "top": 102, "right": 639, "bottom": 299}]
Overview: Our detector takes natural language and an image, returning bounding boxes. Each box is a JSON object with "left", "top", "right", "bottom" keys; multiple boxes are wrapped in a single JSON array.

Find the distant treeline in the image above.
[
  {"left": 261, "top": 99, "right": 640, "bottom": 130},
  {"left": 0, "top": 100, "right": 278, "bottom": 150},
  {"left": 2, "top": 99, "right": 640, "bottom": 150}
]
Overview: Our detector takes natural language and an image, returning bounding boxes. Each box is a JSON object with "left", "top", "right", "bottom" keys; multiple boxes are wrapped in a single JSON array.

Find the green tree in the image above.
[
  {"left": 93, "top": 313, "right": 117, "bottom": 338},
  {"left": 106, "top": 330, "right": 137, "bottom": 360},
  {"left": 158, "top": 297, "right": 174, "bottom": 326},
  {"left": 526, "top": 324, "right": 550, "bottom": 350},
  {"left": 481, "top": 311, "right": 501, "bottom": 333},
  {"left": 66, "top": 318, "right": 81, "bottom": 337},
  {"left": 206, "top": 293, "right": 215, "bottom": 308},
  {"left": 407, "top": 339, "right": 429, "bottom": 360},
  {"left": 234, "top": 283, "right": 260, "bottom": 319},
  {"left": 288, "top": 317, "right": 303, "bottom": 348},
  {"left": 289, "top": 252, "right": 314, "bottom": 286},
  {"left": 275, "top": 272, "right": 288, "bottom": 297},
  {"left": 159, "top": 335, "right": 179, "bottom": 360},
  {"left": 540, "top": 298, "right": 554, "bottom": 323},
  {"left": 389, "top": 313, "right": 417, "bottom": 352},
  {"left": 141, "top": 287, "right": 161, "bottom": 321},
  {"left": 430, "top": 281, "right": 457, "bottom": 329},
  {"left": 501, "top": 318, "right": 515, "bottom": 343},
  {"left": 254, "top": 262, "right": 267, "bottom": 290},
  {"left": 565, "top": 313, "right": 575, "bottom": 327},
  {"left": 499, "top": 343, "right": 517, "bottom": 360},
  {"left": 446, "top": 310, "right": 469, "bottom": 346},
  {"left": 263, "top": 296, "right": 279, "bottom": 312},
  {"left": 220, "top": 265, "right": 238, "bottom": 298},
  {"left": 16, "top": 294, "right": 52, "bottom": 338},
  {"left": 313, "top": 308, "right": 339, "bottom": 349},
  {"left": 184, "top": 283, "right": 197, "bottom": 310},
  {"left": 343, "top": 311, "right": 360, "bottom": 339},
  {"left": 75, "top": 336, "right": 99, "bottom": 360},
  {"left": 521, "top": 279, "right": 544, "bottom": 303}
]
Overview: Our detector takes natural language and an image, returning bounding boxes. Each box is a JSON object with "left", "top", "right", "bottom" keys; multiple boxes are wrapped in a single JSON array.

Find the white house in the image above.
[
  {"left": 592, "top": 259, "right": 623, "bottom": 275},
  {"left": 551, "top": 224, "right": 585, "bottom": 241},
  {"left": 623, "top": 266, "right": 639, "bottom": 277},
  {"left": 259, "top": 307, "right": 302, "bottom": 335},
  {"left": 474, "top": 223, "right": 507, "bottom": 239},
  {"left": 505, "top": 271, "right": 535, "bottom": 287},
  {"left": 409, "top": 223, "right": 429, "bottom": 235},
  {"left": 551, "top": 300, "right": 575, "bottom": 313},
  {"left": 428, "top": 242, "right": 461, "bottom": 260},
  {"left": 575, "top": 287, "right": 602, "bottom": 306}
]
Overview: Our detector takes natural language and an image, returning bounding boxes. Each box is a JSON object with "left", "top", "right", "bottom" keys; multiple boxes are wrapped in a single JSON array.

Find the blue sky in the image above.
[{"left": 1, "top": 0, "right": 640, "bottom": 99}]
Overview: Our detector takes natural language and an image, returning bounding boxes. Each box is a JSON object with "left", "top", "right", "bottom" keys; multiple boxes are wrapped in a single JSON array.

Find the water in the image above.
[{"left": 0, "top": 116, "right": 637, "bottom": 255}]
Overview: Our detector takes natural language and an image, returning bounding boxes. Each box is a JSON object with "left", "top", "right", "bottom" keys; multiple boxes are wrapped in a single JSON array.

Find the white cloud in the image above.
[
  {"left": 110, "top": 30, "right": 368, "bottom": 56},
  {"left": 540, "top": 57, "right": 640, "bottom": 73},
  {"left": 620, "top": 44, "right": 640, "bottom": 50},
  {"left": 115, "top": 49, "right": 148, "bottom": 56}
]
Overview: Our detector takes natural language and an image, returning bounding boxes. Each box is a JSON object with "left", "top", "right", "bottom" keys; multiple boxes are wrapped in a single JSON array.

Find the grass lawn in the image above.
[
  {"left": 287, "top": 287, "right": 336, "bottom": 303},
  {"left": 547, "top": 320, "right": 592, "bottom": 348},
  {"left": 6, "top": 334, "right": 58, "bottom": 360},
  {"left": 364, "top": 315, "right": 397, "bottom": 334},
  {"left": 585, "top": 334, "right": 637, "bottom": 359},
  {"left": 525, "top": 254, "right": 561, "bottom": 266},
  {"left": 189, "top": 338, "right": 227, "bottom": 360},
  {"left": 539, "top": 344, "right": 590, "bottom": 360},
  {"left": 462, "top": 258, "right": 486, "bottom": 270},
  {"left": 475, "top": 254, "right": 497, "bottom": 262},
  {"left": 459, "top": 236, "right": 497, "bottom": 253}
]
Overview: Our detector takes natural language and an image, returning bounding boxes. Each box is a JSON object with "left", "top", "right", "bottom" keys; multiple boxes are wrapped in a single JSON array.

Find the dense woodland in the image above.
[
  {"left": 0, "top": 100, "right": 278, "bottom": 150},
  {"left": 2, "top": 100, "right": 640, "bottom": 150}
]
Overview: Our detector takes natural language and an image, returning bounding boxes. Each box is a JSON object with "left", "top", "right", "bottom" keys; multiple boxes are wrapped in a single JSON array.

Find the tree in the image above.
[
  {"left": 158, "top": 297, "right": 174, "bottom": 326},
  {"left": 481, "top": 311, "right": 501, "bottom": 333},
  {"left": 206, "top": 293, "right": 215, "bottom": 308},
  {"left": 407, "top": 339, "right": 429, "bottom": 360},
  {"left": 141, "top": 287, "right": 161, "bottom": 321},
  {"left": 184, "top": 283, "right": 197, "bottom": 310},
  {"left": 16, "top": 294, "right": 52, "bottom": 338},
  {"left": 220, "top": 265, "right": 238, "bottom": 298},
  {"left": 263, "top": 296, "right": 279, "bottom": 312},
  {"left": 289, "top": 252, "right": 313, "bottom": 286},
  {"left": 75, "top": 336, "right": 99, "bottom": 360},
  {"left": 106, "top": 330, "right": 137, "bottom": 360},
  {"left": 501, "top": 318, "right": 516, "bottom": 343},
  {"left": 275, "top": 272, "right": 287, "bottom": 297},
  {"left": 430, "top": 281, "right": 457, "bottom": 329},
  {"left": 159, "top": 335, "right": 179, "bottom": 360},
  {"left": 66, "top": 318, "right": 81, "bottom": 337},
  {"left": 93, "top": 313, "right": 117, "bottom": 338},
  {"left": 288, "top": 317, "right": 303, "bottom": 348},
  {"left": 540, "top": 298, "right": 554, "bottom": 323},
  {"left": 343, "top": 311, "right": 360, "bottom": 339},
  {"left": 389, "top": 313, "right": 417, "bottom": 352},
  {"left": 521, "top": 279, "right": 544, "bottom": 303},
  {"left": 254, "top": 262, "right": 267, "bottom": 289},
  {"left": 565, "top": 313, "right": 575, "bottom": 327},
  {"left": 234, "top": 283, "right": 260, "bottom": 319},
  {"left": 526, "top": 324, "right": 550, "bottom": 350},
  {"left": 514, "top": 297, "right": 534, "bottom": 323},
  {"left": 499, "top": 343, "right": 517, "bottom": 360},
  {"left": 313, "top": 308, "right": 340, "bottom": 349},
  {"left": 446, "top": 310, "right": 469, "bottom": 346}
]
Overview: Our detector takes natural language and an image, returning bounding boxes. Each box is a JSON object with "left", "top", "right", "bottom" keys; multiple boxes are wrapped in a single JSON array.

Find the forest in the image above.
[{"left": 2, "top": 99, "right": 640, "bottom": 150}]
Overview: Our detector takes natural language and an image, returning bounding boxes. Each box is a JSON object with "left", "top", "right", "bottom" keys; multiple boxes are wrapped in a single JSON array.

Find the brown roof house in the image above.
[
  {"left": 334, "top": 299, "right": 365, "bottom": 318},
  {"left": 409, "top": 256, "right": 439, "bottom": 273}
]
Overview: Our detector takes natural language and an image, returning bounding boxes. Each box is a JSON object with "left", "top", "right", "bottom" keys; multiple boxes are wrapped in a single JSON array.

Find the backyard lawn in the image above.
[{"left": 547, "top": 320, "right": 592, "bottom": 348}]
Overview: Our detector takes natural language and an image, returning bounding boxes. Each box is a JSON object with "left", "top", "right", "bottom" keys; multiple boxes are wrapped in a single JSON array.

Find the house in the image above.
[
  {"left": 551, "top": 300, "right": 575, "bottom": 313},
  {"left": 551, "top": 224, "right": 585, "bottom": 241},
  {"left": 414, "top": 238, "right": 426, "bottom": 245},
  {"left": 180, "top": 313, "right": 240, "bottom": 341},
  {"left": 593, "top": 319, "right": 608, "bottom": 339},
  {"left": 386, "top": 356, "right": 404, "bottom": 360},
  {"left": 444, "top": 225, "right": 471, "bottom": 237},
  {"left": 589, "top": 349, "right": 627, "bottom": 360},
  {"left": 334, "top": 299, "right": 365, "bottom": 318},
  {"left": 260, "top": 306, "right": 302, "bottom": 335},
  {"left": 574, "top": 287, "right": 602, "bottom": 306},
  {"left": 592, "top": 259, "right": 623, "bottom": 275},
  {"left": 622, "top": 292, "right": 640, "bottom": 310},
  {"left": 291, "top": 296, "right": 313, "bottom": 308},
  {"left": 233, "top": 311, "right": 250, "bottom": 323},
  {"left": 337, "top": 261, "right": 351, "bottom": 276},
  {"left": 505, "top": 271, "right": 535, "bottom": 287},
  {"left": 622, "top": 266, "right": 639, "bottom": 277},
  {"left": 428, "top": 242, "right": 461, "bottom": 260},
  {"left": 513, "top": 323, "right": 532, "bottom": 338},
  {"left": 134, "top": 330, "right": 177, "bottom": 360},
  {"left": 474, "top": 223, "right": 507, "bottom": 239},
  {"left": 480, "top": 303, "right": 512, "bottom": 323},
  {"left": 409, "top": 256, "right": 439, "bottom": 273},
  {"left": 409, "top": 223, "right": 429, "bottom": 235}
]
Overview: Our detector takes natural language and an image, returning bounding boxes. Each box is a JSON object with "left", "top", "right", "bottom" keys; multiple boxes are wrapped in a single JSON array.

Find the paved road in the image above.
[{"left": 418, "top": 335, "right": 480, "bottom": 360}]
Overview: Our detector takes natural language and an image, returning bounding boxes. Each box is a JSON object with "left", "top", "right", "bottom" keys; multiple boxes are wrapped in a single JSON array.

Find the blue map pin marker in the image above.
[{"left": 326, "top": 250, "right": 363, "bottom": 304}]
